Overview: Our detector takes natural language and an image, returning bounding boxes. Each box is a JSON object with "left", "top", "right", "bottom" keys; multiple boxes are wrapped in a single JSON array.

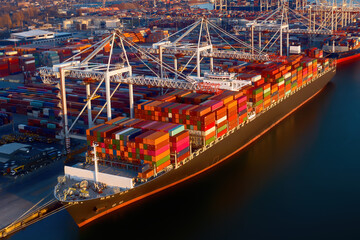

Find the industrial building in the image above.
[
  {"left": 0, "top": 30, "right": 72, "bottom": 46},
  {"left": 0, "top": 143, "right": 60, "bottom": 175},
  {"left": 63, "top": 17, "right": 122, "bottom": 30}
]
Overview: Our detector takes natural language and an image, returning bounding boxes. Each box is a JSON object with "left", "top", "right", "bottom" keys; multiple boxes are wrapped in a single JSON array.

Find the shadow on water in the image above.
[{"left": 78, "top": 78, "right": 337, "bottom": 240}]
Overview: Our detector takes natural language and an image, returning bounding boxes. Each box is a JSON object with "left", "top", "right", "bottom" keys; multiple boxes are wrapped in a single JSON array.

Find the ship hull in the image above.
[
  {"left": 325, "top": 48, "right": 360, "bottom": 65},
  {"left": 63, "top": 68, "right": 336, "bottom": 227}
]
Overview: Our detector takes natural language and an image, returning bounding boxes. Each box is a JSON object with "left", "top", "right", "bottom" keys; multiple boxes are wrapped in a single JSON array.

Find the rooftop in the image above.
[
  {"left": 0, "top": 143, "right": 31, "bottom": 155},
  {"left": 11, "top": 29, "right": 54, "bottom": 38}
]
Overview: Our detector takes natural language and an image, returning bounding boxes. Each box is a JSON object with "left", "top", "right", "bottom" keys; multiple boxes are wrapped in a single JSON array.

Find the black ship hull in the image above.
[
  {"left": 325, "top": 47, "right": 360, "bottom": 64},
  {"left": 63, "top": 68, "right": 336, "bottom": 227}
]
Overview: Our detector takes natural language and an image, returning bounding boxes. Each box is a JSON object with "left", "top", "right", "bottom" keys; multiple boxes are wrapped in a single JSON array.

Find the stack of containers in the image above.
[
  {"left": 0, "top": 112, "right": 12, "bottom": 126},
  {"left": 251, "top": 86, "right": 263, "bottom": 114},
  {"left": 285, "top": 71, "right": 293, "bottom": 96},
  {"left": 136, "top": 131, "right": 170, "bottom": 173},
  {"left": 0, "top": 58, "right": 9, "bottom": 77},
  {"left": 306, "top": 60, "right": 312, "bottom": 83},
  {"left": 308, "top": 59, "right": 314, "bottom": 82},
  {"left": 112, "top": 128, "right": 145, "bottom": 164},
  {"left": 279, "top": 74, "right": 287, "bottom": 99},
  {"left": 65, "top": 44, "right": 92, "bottom": 61},
  {"left": 40, "top": 51, "right": 60, "bottom": 67},
  {"left": 270, "top": 82, "right": 279, "bottom": 103},
  {"left": 7, "top": 57, "right": 21, "bottom": 75},
  {"left": 312, "top": 59, "right": 318, "bottom": 79},
  {"left": 15, "top": 47, "right": 36, "bottom": 56},
  {"left": 237, "top": 95, "right": 248, "bottom": 124},
  {"left": 177, "top": 92, "right": 211, "bottom": 104},
  {"left": 298, "top": 65, "right": 304, "bottom": 87},
  {"left": 215, "top": 106, "right": 227, "bottom": 137},
  {"left": 104, "top": 116, "right": 191, "bottom": 166},
  {"left": 208, "top": 91, "right": 239, "bottom": 135},
  {"left": 226, "top": 100, "right": 238, "bottom": 130},
  {"left": 109, "top": 117, "right": 190, "bottom": 164},
  {"left": 169, "top": 130, "right": 190, "bottom": 164},
  {"left": 305, "top": 48, "right": 324, "bottom": 58},
  {"left": 19, "top": 55, "right": 36, "bottom": 72},
  {"left": 18, "top": 124, "right": 59, "bottom": 138},
  {"left": 28, "top": 118, "right": 60, "bottom": 130},
  {"left": 262, "top": 83, "right": 271, "bottom": 109},
  {"left": 293, "top": 66, "right": 302, "bottom": 91},
  {"left": 52, "top": 48, "right": 73, "bottom": 63},
  {"left": 203, "top": 111, "right": 216, "bottom": 145}
]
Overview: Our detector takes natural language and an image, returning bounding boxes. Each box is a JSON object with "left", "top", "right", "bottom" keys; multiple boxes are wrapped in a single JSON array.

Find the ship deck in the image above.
[
  {"left": 55, "top": 177, "right": 123, "bottom": 202},
  {"left": 55, "top": 163, "right": 138, "bottom": 202}
]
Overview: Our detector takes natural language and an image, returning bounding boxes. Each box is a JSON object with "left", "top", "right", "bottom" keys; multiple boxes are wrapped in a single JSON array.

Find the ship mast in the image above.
[{"left": 93, "top": 142, "right": 99, "bottom": 183}]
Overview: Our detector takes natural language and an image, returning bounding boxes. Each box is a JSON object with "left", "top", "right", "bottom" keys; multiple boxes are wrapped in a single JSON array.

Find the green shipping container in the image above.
[
  {"left": 144, "top": 155, "right": 152, "bottom": 161},
  {"left": 217, "top": 124, "right": 227, "bottom": 133},
  {"left": 276, "top": 76, "right": 284, "bottom": 83},
  {"left": 253, "top": 87, "right": 263, "bottom": 95},
  {"left": 254, "top": 99, "right": 263, "bottom": 107},
  {"left": 155, "top": 155, "right": 170, "bottom": 167},
  {"left": 205, "top": 136, "right": 216, "bottom": 145}
]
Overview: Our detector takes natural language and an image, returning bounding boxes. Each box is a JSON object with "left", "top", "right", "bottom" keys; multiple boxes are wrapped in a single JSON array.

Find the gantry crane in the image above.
[
  {"left": 39, "top": 19, "right": 283, "bottom": 153},
  {"left": 233, "top": 0, "right": 355, "bottom": 56}
]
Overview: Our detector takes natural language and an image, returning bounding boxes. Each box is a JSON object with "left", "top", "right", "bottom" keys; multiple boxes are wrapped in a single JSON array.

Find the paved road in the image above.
[
  {"left": 0, "top": 157, "right": 65, "bottom": 229},
  {"left": 0, "top": 79, "right": 87, "bottom": 229}
]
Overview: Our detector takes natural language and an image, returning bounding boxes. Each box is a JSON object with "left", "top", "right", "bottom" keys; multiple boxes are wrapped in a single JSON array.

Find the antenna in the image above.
[{"left": 93, "top": 142, "right": 99, "bottom": 183}]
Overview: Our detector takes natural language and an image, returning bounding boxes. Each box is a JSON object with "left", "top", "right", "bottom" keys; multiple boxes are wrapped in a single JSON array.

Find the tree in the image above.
[
  {"left": 1, "top": 14, "right": 12, "bottom": 28},
  {"left": 12, "top": 11, "right": 25, "bottom": 27}
]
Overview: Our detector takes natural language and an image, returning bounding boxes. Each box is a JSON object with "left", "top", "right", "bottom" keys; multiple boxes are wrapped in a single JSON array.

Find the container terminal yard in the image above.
[{"left": 0, "top": 0, "right": 359, "bottom": 238}]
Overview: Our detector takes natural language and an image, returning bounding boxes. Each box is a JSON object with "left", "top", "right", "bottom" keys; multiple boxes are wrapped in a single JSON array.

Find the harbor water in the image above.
[{"left": 9, "top": 61, "right": 360, "bottom": 239}]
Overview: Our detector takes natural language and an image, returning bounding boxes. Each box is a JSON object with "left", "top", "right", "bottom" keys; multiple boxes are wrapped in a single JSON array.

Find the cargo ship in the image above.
[
  {"left": 321, "top": 36, "right": 360, "bottom": 64},
  {"left": 54, "top": 55, "right": 336, "bottom": 227}
]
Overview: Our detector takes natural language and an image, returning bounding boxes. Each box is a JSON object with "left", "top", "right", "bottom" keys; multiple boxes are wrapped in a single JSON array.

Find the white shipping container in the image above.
[
  {"left": 284, "top": 72, "right": 291, "bottom": 79},
  {"left": 216, "top": 116, "right": 227, "bottom": 125},
  {"left": 6, "top": 51, "right": 18, "bottom": 56},
  {"left": 25, "top": 60, "right": 36, "bottom": 65},
  {"left": 290, "top": 45, "right": 301, "bottom": 54},
  {"left": 203, "top": 126, "right": 216, "bottom": 136},
  {"left": 251, "top": 75, "right": 262, "bottom": 82}
]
